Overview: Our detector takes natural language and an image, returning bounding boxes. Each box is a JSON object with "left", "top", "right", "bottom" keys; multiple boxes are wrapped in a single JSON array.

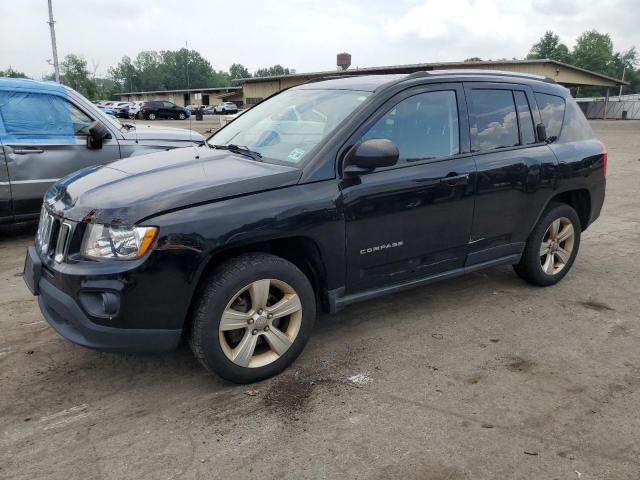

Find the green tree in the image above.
[
  {"left": 611, "top": 47, "right": 639, "bottom": 95},
  {"left": 109, "top": 49, "right": 231, "bottom": 92},
  {"left": 527, "top": 31, "right": 571, "bottom": 63},
  {"left": 60, "top": 54, "right": 97, "bottom": 99},
  {"left": 0, "top": 67, "right": 29, "bottom": 78},
  {"left": 571, "top": 30, "right": 614, "bottom": 75},
  {"left": 229, "top": 63, "right": 250, "bottom": 80},
  {"left": 109, "top": 56, "right": 140, "bottom": 92},
  {"left": 463, "top": 57, "right": 483, "bottom": 62},
  {"left": 254, "top": 65, "right": 290, "bottom": 78}
]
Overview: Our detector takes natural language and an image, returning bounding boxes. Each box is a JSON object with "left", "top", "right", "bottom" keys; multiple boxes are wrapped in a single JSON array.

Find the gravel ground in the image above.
[{"left": 1, "top": 120, "right": 639, "bottom": 479}]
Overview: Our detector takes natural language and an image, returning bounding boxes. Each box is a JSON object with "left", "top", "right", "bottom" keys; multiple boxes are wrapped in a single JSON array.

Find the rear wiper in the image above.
[{"left": 212, "top": 144, "right": 263, "bottom": 162}]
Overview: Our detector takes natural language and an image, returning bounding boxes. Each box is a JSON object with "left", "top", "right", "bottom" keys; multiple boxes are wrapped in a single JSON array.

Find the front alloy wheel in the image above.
[
  {"left": 219, "top": 279, "right": 302, "bottom": 368},
  {"left": 189, "top": 253, "right": 316, "bottom": 383}
]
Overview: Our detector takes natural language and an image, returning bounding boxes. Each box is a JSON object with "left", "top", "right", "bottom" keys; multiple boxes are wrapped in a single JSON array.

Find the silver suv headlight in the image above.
[{"left": 81, "top": 224, "right": 157, "bottom": 260}]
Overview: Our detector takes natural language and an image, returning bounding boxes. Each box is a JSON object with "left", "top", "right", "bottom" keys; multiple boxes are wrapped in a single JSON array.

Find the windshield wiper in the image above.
[{"left": 212, "top": 144, "right": 263, "bottom": 162}]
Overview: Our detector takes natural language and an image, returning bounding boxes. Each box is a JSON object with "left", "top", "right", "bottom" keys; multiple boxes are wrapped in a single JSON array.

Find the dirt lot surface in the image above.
[{"left": 1, "top": 121, "right": 639, "bottom": 479}]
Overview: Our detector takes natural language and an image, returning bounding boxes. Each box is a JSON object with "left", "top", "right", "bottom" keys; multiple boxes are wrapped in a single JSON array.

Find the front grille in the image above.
[{"left": 36, "top": 207, "right": 76, "bottom": 263}]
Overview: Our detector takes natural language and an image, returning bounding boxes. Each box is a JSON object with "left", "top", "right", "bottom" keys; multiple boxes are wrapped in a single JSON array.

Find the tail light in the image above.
[{"left": 601, "top": 141, "right": 607, "bottom": 177}]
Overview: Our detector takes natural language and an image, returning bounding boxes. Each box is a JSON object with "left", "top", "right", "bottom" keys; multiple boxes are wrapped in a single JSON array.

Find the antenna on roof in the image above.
[
  {"left": 186, "top": 40, "right": 193, "bottom": 144},
  {"left": 129, "top": 75, "right": 139, "bottom": 144}
]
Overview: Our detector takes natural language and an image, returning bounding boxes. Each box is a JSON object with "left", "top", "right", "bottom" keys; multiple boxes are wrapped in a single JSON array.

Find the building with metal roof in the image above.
[
  {"left": 239, "top": 59, "right": 627, "bottom": 106},
  {"left": 118, "top": 86, "right": 242, "bottom": 107}
]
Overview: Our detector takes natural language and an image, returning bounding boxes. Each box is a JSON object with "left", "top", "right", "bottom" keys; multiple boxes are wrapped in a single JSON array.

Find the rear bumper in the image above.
[{"left": 37, "top": 275, "right": 182, "bottom": 353}]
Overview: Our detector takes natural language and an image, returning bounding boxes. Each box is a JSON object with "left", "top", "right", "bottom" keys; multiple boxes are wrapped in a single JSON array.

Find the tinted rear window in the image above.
[
  {"left": 470, "top": 89, "right": 519, "bottom": 151},
  {"left": 535, "top": 93, "right": 565, "bottom": 141},
  {"left": 558, "top": 97, "right": 595, "bottom": 142}
]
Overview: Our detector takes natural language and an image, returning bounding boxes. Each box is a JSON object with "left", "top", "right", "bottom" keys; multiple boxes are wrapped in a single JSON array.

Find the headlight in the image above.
[{"left": 81, "top": 224, "right": 157, "bottom": 260}]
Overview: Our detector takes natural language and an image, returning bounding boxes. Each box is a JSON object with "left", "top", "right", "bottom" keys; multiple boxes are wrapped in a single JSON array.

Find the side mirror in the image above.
[
  {"left": 344, "top": 139, "right": 399, "bottom": 174},
  {"left": 87, "top": 121, "right": 110, "bottom": 150},
  {"left": 536, "top": 123, "right": 547, "bottom": 143}
]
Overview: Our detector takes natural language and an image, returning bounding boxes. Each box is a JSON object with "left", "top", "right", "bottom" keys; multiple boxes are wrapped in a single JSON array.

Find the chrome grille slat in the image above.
[
  {"left": 54, "top": 223, "right": 71, "bottom": 263},
  {"left": 35, "top": 206, "right": 76, "bottom": 263}
]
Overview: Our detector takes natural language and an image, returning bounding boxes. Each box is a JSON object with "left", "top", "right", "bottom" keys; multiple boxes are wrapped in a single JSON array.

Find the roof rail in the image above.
[
  {"left": 427, "top": 69, "right": 557, "bottom": 84},
  {"left": 301, "top": 74, "right": 359, "bottom": 85}
]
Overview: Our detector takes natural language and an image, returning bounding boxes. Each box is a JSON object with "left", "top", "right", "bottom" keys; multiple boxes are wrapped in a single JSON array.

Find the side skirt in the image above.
[{"left": 327, "top": 253, "right": 521, "bottom": 313}]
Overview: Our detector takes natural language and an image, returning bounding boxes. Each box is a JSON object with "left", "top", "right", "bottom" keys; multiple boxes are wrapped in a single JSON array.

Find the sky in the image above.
[{"left": 1, "top": 0, "right": 638, "bottom": 79}]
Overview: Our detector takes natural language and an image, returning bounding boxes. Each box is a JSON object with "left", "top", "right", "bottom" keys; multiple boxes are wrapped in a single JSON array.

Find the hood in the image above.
[
  {"left": 121, "top": 124, "right": 204, "bottom": 142},
  {"left": 44, "top": 146, "right": 301, "bottom": 224}
]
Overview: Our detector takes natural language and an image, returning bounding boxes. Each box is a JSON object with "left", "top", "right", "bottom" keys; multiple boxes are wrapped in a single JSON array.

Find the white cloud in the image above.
[{"left": 0, "top": 0, "right": 638, "bottom": 79}]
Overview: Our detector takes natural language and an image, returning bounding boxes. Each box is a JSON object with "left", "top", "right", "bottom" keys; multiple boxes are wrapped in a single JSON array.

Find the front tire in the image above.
[
  {"left": 146, "top": 112, "right": 156, "bottom": 120},
  {"left": 514, "top": 203, "right": 581, "bottom": 286},
  {"left": 177, "top": 112, "right": 186, "bottom": 120},
  {"left": 189, "top": 253, "right": 316, "bottom": 383}
]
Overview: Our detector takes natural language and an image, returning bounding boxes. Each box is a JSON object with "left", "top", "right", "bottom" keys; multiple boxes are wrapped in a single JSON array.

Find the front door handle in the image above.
[
  {"left": 440, "top": 173, "right": 469, "bottom": 186},
  {"left": 13, "top": 147, "right": 44, "bottom": 155}
]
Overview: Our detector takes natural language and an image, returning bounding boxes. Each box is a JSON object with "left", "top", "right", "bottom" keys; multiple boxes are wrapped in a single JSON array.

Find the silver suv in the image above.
[
  {"left": 213, "top": 102, "right": 239, "bottom": 114},
  {"left": 0, "top": 78, "right": 204, "bottom": 223}
]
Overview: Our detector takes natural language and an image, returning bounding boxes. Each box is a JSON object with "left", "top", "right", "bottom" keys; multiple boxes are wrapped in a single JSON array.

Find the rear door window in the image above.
[
  {"left": 534, "top": 93, "right": 565, "bottom": 141},
  {"left": 469, "top": 89, "right": 519, "bottom": 151},
  {"left": 513, "top": 91, "right": 536, "bottom": 145}
]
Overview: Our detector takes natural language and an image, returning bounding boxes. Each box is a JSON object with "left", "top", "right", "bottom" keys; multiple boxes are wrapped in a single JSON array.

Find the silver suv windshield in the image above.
[{"left": 207, "top": 88, "right": 370, "bottom": 165}]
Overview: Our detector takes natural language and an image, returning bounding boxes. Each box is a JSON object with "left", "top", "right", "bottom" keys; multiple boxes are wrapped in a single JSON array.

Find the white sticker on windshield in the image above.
[{"left": 288, "top": 148, "right": 306, "bottom": 161}]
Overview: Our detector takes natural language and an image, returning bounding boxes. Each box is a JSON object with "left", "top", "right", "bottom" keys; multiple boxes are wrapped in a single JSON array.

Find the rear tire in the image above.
[
  {"left": 147, "top": 113, "right": 156, "bottom": 120},
  {"left": 189, "top": 253, "right": 316, "bottom": 383},
  {"left": 514, "top": 203, "right": 581, "bottom": 286}
]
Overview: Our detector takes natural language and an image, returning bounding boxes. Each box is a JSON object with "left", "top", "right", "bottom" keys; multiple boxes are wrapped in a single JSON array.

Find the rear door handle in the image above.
[
  {"left": 13, "top": 147, "right": 44, "bottom": 155},
  {"left": 440, "top": 173, "right": 469, "bottom": 186}
]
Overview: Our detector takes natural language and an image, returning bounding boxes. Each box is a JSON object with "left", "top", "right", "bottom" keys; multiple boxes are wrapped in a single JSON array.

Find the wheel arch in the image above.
[
  {"left": 187, "top": 236, "right": 329, "bottom": 328},
  {"left": 537, "top": 188, "right": 592, "bottom": 233}
]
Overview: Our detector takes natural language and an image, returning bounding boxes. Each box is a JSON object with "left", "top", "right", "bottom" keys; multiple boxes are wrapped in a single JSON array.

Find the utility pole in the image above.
[
  {"left": 47, "top": 0, "right": 60, "bottom": 82},
  {"left": 618, "top": 66, "right": 626, "bottom": 100}
]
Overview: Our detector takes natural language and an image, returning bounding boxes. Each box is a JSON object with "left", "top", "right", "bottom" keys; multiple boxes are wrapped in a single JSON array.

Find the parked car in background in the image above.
[
  {"left": 214, "top": 101, "right": 239, "bottom": 114},
  {"left": 22, "top": 71, "right": 605, "bottom": 383},
  {"left": 128, "top": 101, "right": 145, "bottom": 119},
  {"left": 202, "top": 105, "right": 217, "bottom": 115},
  {"left": 111, "top": 101, "right": 132, "bottom": 111},
  {"left": 0, "top": 78, "right": 204, "bottom": 224},
  {"left": 116, "top": 104, "right": 131, "bottom": 118},
  {"left": 187, "top": 104, "right": 201, "bottom": 115},
  {"left": 98, "top": 106, "right": 117, "bottom": 117},
  {"left": 141, "top": 101, "right": 190, "bottom": 120}
]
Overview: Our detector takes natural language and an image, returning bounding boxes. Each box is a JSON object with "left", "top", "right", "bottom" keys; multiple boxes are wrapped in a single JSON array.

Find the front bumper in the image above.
[{"left": 24, "top": 246, "right": 182, "bottom": 353}]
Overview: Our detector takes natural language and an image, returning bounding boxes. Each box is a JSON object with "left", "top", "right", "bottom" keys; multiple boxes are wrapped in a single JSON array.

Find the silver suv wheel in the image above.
[
  {"left": 218, "top": 278, "right": 302, "bottom": 368},
  {"left": 539, "top": 217, "right": 575, "bottom": 275}
]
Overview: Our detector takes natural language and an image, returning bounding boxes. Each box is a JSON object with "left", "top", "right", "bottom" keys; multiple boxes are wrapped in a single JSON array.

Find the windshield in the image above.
[{"left": 207, "top": 88, "right": 370, "bottom": 165}]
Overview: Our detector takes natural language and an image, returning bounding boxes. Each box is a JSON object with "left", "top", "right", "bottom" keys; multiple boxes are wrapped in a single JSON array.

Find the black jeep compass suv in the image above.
[{"left": 24, "top": 70, "right": 606, "bottom": 383}]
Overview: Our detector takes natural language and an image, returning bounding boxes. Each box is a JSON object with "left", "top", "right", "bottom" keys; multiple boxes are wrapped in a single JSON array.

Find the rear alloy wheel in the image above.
[
  {"left": 539, "top": 217, "right": 575, "bottom": 275},
  {"left": 189, "top": 253, "right": 316, "bottom": 383},
  {"left": 514, "top": 203, "right": 581, "bottom": 286},
  {"left": 147, "top": 113, "right": 156, "bottom": 120}
]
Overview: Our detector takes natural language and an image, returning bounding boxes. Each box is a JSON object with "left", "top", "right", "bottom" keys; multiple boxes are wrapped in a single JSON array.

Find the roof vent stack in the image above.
[{"left": 337, "top": 53, "right": 351, "bottom": 71}]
